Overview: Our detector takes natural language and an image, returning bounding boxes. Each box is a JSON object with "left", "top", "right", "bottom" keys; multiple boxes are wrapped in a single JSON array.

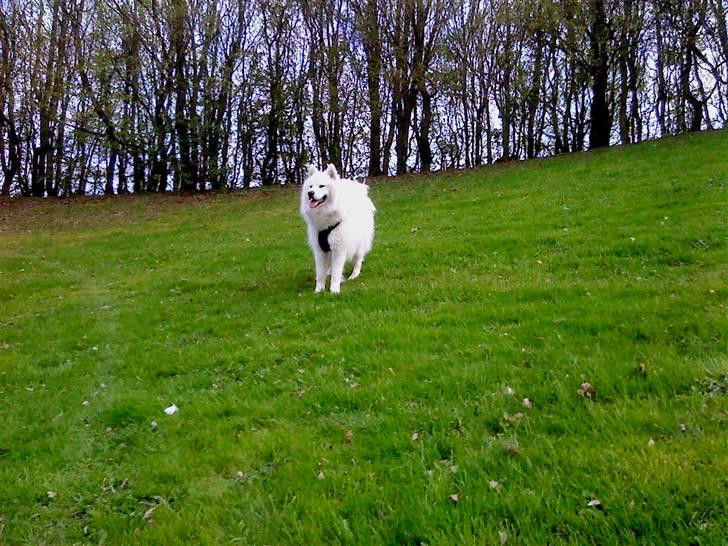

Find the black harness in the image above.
[{"left": 318, "top": 221, "right": 341, "bottom": 252}]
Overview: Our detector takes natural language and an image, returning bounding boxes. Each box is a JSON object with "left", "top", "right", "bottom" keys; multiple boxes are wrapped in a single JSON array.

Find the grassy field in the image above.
[{"left": 1, "top": 131, "right": 727, "bottom": 544}]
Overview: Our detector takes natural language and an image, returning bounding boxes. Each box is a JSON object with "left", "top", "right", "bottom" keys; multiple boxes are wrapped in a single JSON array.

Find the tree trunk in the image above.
[
  {"left": 526, "top": 28, "right": 544, "bottom": 158},
  {"left": 359, "top": 0, "right": 383, "bottom": 176},
  {"left": 105, "top": 150, "right": 117, "bottom": 195},
  {"left": 589, "top": 0, "right": 611, "bottom": 149},
  {"left": 117, "top": 153, "right": 128, "bottom": 194},
  {"left": 680, "top": 6, "right": 706, "bottom": 133},
  {"left": 655, "top": 13, "right": 668, "bottom": 136},
  {"left": 172, "top": 0, "right": 195, "bottom": 191},
  {"left": 133, "top": 152, "right": 145, "bottom": 193},
  {"left": 417, "top": 88, "right": 433, "bottom": 171},
  {"left": 395, "top": 90, "right": 416, "bottom": 175},
  {"left": 0, "top": 15, "right": 21, "bottom": 195}
]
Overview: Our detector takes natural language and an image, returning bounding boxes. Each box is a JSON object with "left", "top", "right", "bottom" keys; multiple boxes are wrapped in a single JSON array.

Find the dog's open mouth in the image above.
[{"left": 308, "top": 195, "right": 327, "bottom": 208}]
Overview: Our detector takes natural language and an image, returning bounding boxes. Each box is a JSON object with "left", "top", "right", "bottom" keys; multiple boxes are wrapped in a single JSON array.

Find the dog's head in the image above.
[{"left": 302, "top": 163, "right": 340, "bottom": 211}]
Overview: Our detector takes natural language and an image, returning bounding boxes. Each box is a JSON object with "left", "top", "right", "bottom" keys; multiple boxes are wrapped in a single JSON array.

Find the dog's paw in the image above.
[
  {"left": 330, "top": 285, "right": 341, "bottom": 294},
  {"left": 315, "top": 284, "right": 325, "bottom": 293},
  {"left": 348, "top": 272, "right": 360, "bottom": 280}
]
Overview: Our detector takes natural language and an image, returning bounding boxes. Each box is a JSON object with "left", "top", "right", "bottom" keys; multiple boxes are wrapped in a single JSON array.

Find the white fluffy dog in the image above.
[{"left": 300, "top": 164, "right": 376, "bottom": 293}]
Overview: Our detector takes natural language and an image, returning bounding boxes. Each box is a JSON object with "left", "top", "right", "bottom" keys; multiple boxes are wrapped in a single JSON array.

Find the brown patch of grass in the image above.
[{"left": 0, "top": 187, "right": 294, "bottom": 234}]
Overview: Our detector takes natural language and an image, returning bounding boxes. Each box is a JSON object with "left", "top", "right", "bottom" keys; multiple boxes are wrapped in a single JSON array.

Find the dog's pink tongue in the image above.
[{"left": 308, "top": 200, "right": 319, "bottom": 209}]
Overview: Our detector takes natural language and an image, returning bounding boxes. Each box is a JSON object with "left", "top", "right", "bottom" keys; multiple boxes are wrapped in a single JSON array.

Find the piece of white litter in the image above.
[
  {"left": 499, "top": 531, "right": 508, "bottom": 544},
  {"left": 164, "top": 404, "right": 179, "bottom": 416},
  {"left": 587, "top": 499, "right": 603, "bottom": 509},
  {"left": 150, "top": 420, "right": 158, "bottom": 429},
  {"left": 647, "top": 438, "right": 656, "bottom": 447},
  {"left": 82, "top": 400, "right": 90, "bottom": 407}
]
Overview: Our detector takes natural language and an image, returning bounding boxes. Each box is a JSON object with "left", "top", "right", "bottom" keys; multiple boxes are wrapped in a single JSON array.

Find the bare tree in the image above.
[{"left": 1, "top": 0, "right": 727, "bottom": 196}]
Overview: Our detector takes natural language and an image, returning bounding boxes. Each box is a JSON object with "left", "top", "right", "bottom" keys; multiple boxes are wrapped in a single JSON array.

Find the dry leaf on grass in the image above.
[
  {"left": 503, "top": 412, "right": 526, "bottom": 423},
  {"left": 577, "top": 382, "right": 596, "bottom": 400},
  {"left": 587, "top": 499, "right": 603, "bottom": 510},
  {"left": 140, "top": 496, "right": 169, "bottom": 524},
  {"left": 291, "top": 388, "right": 310, "bottom": 397},
  {"left": 504, "top": 441, "right": 520, "bottom": 457}
]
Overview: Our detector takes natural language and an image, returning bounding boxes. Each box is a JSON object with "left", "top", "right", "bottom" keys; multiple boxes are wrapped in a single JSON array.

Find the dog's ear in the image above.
[
  {"left": 324, "top": 163, "right": 339, "bottom": 180},
  {"left": 305, "top": 165, "right": 318, "bottom": 179}
]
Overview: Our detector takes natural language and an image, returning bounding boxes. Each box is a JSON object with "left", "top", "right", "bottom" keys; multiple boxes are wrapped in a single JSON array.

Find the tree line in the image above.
[{"left": 1, "top": 0, "right": 727, "bottom": 196}]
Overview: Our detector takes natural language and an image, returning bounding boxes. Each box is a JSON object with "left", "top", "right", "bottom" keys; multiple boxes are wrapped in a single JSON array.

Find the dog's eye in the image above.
[{"left": 318, "top": 185, "right": 324, "bottom": 189}]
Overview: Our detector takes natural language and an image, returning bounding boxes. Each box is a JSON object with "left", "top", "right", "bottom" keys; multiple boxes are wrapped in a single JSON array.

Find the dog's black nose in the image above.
[{"left": 308, "top": 191, "right": 315, "bottom": 199}]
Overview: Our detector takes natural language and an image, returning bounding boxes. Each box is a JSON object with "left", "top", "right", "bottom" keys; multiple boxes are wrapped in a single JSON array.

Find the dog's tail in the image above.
[{"left": 358, "top": 180, "right": 376, "bottom": 214}]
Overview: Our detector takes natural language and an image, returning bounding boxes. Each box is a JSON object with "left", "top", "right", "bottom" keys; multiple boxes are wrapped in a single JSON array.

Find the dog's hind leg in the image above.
[
  {"left": 329, "top": 251, "right": 347, "bottom": 294},
  {"left": 348, "top": 253, "right": 363, "bottom": 280}
]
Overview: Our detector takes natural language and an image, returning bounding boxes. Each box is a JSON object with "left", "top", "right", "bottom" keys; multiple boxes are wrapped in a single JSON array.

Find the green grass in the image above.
[{"left": 1, "top": 131, "right": 727, "bottom": 544}]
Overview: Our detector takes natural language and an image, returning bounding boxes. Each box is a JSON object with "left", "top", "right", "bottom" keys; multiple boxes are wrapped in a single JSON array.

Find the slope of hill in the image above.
[{"left": 1, "top": 131, "right": 726, "bottom": 544}]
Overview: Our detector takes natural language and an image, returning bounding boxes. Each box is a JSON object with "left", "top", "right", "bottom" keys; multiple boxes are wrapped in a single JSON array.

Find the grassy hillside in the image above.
[{"left": 1, "top": 131, "right": 727, "bottom": 544}]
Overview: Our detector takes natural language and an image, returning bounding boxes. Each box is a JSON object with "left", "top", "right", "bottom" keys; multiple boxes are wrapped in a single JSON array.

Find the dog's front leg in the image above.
[
  {"left": 329, "top": 251, "right": 347, "bottom": 294},
  {"left": 314, "top": 251, "right": 330, "bottom": 293}
]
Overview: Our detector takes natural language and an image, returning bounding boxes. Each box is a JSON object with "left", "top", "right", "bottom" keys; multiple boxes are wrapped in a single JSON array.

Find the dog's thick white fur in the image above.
[{"left": 300, "top": 164, "right": 376, "bottom": 293}]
